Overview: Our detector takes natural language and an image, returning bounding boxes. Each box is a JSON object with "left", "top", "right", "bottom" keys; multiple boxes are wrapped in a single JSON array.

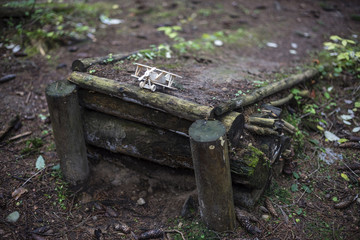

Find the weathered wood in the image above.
[
  {"left": 82, "top": 109, "right": 193, "bottom": 168},
  {"left": 78, "top": 89, "right": 191, "bottom": 135},
  {"left": 248, "top": 117, "right": 275, "bottom": 128},
  {"left": 245, "top": 124, "right": 278, "bottom": 135},
  {"left": 212, "top": 68, "right": 319, "bottom": 116},
  {"left": 218, "top": 111, "right": 245, "bottom": 148},
  {"left": 68, "top": 72, "right": 214, "bottom": 121},
  {"left": 72, "top": 52, "right": 133, "bottom": 72},
  {"left": 189, "top": 120, "right": 236, "bottom": 231},
  {"left": 45, "top": 80, "right": 89, "bottom": 184},
  {"left": 269, "top": 93, "right": 293, "bottom": 106},
  {"left": 83, "top": 110, "right": 262, "bottom": 188},
  {"left": 78, "top": 89, "right": 244, "bottom": 141}
]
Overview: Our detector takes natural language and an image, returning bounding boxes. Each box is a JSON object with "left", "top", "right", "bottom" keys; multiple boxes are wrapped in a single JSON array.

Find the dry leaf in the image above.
[{"left": 12, "top": 187, "right": 28, "bottom": 200}]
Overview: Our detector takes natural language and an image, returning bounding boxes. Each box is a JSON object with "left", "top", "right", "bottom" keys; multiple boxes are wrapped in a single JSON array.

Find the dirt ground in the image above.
[{"left": 1, "top": 0, "right": 360, "bottom": 239}]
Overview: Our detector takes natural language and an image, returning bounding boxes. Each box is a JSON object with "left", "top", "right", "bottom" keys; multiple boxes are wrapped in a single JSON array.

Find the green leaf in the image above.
[
  {"left": 355, "top": 102, "right": 360, "bottom": 108},
  {"left": 293, "top": 172, "right": 300, "bottom": 179},
  {"left": 35, "top": 155, "right": 45, "bottom": 170},
  {"left": 295, "top": 218, "right": 301, "bottom": 223},
  {"left": 296, "top": 208, "right": 303, "bottom": 215},
  {"left": 302, "top": 185, "right": 312, "bottom": 193},
  {"left": 291, "top": 184, "right": 298, "bottom": 192},
  {"left": 338, "top": 138, "right": 348, "bottom": 144},
  {"left": 324, "top": 92, "right": 330, "bottom": 99},
  {"left": 341, "top": 173, "right": 350, "bottom": 181},
  {"left": 341, "top": 40, "right": 347, "bottom": 47},
  {"left": 330, "top": 35, "right": 342, "bottom": 41},
  {"left": 309, "top": 139, "right": 319, "bottom": 145},
  {"left": 332, "top": 196, "right": 338, "bottom": 202}
]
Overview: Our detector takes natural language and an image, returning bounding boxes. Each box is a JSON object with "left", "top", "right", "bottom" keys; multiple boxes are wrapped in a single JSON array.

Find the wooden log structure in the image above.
[
  {"left": 212, "top": 68, "right": 319, "bottom": 116},
  {"left": 72, "top": 52, "right": 134, "bottom": 72},
  {"left": 68, "top": 71, "right": 214, "bottom": 121},
  {"left": 78, "top": 89, "right": 244, "bottom": 144},
  {"left": 81, "top": 109, "right": 263, "bottom": 188},
  {"left": 189, "top": 120, "right": 236, "bottom": 231},
  {"left": 45, "top": 80, "right": 89, "bottom": 184}
]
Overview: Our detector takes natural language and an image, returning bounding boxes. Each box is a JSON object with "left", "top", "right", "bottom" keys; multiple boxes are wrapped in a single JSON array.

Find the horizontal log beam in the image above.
[
  {"left": 68, "top": 72, "right": 214, "bottom": 121},
  {"left": 72, "top": 52, "right": 134, "bottom": 72},
  {"left": 212, "top": 68, "right": 319, "bottom": 116}
]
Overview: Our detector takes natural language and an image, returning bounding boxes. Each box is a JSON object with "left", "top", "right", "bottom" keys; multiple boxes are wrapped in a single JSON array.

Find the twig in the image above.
[
  {"left": 340, "top": 160, "right": 360, "bottom": 178},
  {"left": 8, "top": 131, "right": 32, "bottom": 141},
  {"left": 26, "top": 92, "right": 32, "bottom": 104},
  {"left": 296, "top": 190, "right": 307, "bottom": 204},
  {"left": 164, "top": 230, "right": 186, "bottom": 240},
  {"left": 20, "top": 168, "right": 46, "bottom": 187},
  {"left": 308, "top": 150, "right": 320, "bottom": 177}
]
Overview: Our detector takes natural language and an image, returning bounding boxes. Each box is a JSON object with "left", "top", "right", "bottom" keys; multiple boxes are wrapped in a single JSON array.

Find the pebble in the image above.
[
  {"left": 262, "top": 214, "right": 270, "bottom": 221},
  {"left": 137, "top": 197, "right": 146, "bottom": 206},
  {"left": 356, "top": 198, "right": 360, "bottom": 205}
]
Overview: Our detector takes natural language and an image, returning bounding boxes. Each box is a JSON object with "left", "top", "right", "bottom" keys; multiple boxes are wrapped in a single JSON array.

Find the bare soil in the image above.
[{"left": 1, "top": 0, "right": 360, "bottom": 239}]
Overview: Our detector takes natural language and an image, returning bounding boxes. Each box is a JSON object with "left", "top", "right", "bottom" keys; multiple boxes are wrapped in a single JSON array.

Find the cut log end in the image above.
[
  {"left": 46, "top": 80, "right": 77, "bottom": 97},
  {"left": 189, "top": 120, "right": 226, "bottom": 143},
  {"left": 71, "top": 59, "right": 86, "bottom": 72}
]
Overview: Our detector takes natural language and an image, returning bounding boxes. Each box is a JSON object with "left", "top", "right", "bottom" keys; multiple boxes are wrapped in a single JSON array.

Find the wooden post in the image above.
[
  {"left": 189, "top": 120, "right": 236, "bottom": 232},
  {"left": 45, "top": 80, "right": 89, "bottom": 185}
]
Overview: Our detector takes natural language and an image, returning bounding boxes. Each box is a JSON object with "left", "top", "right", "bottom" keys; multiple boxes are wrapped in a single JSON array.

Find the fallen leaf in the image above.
[
  {"left": 11, "top": 187, "right": 28, "bottom": 200},
  {"left": 324, "top": 131, "right": 340, "bottom": 142},
  {"left": 6, "top": 211, "right": 20, "bottom": 223},
  {"left": 341, "top": 173, "right": 350, "bottom": 181},
  {"left": 35, "top": 155, "right": 45, "bottom": 170}
]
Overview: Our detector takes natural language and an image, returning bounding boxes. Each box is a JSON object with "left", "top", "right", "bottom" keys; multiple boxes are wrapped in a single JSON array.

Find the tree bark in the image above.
[
  {"left": 212, "top": 68, "right": 319, "bottom": 116},
  {"left": 72, "top": 52, "right": 134, "bottom": 72},
  {"left": 189, "top": 120, "right": 236, "bottom": 232},
  {"left": 68, "top": 72, "right": 214, "bottom": 121},
  {"left": 45, "top": 80, "right": 89, "bottom": 185}
]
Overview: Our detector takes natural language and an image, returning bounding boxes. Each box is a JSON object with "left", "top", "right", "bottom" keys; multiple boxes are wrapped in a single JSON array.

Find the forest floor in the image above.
[{"left": 1, "top": 0, "right": 360, "bottom": 239}]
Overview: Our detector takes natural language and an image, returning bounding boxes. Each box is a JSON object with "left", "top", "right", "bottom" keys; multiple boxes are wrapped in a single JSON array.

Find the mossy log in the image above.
[
  {"left": 72, "top": 52, "right": 134, "bottom": 72},
  {"left": 78, "top": 89, "right": 191, "bottom": 135},
  {"left": 45, "top": 80, "right": 89, "bottom": 184},
  {"left": 78, "top": 89, "right": 244, "bottom": 144},
  {"left": 68, "top": 72, "right": 213, "bottom": 121},
  {"left": 212, "top": 68, "right": 319, "bottom": 116},
  {"left": 189, "top": 120, "right": 236, "bottom": 231},
  {"left": 82, "top": 110, "right": 266, "bottom": 188}
]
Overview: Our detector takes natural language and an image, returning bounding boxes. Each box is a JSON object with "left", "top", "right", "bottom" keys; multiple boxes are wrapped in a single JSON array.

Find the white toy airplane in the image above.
[{"left": 131, "top": 63, "right": 182, "bottom": 92}]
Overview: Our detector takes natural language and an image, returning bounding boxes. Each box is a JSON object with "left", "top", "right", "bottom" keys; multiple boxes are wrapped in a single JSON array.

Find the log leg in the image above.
[
  {"left": 46, "top": 80, "right": 89, "bottom": 185},
  {"left": 189, "top": 120, "right": 236, "bottom": 232}
]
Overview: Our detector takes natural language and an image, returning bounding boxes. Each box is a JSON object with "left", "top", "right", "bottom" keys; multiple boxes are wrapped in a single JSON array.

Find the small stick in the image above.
[
  {"left": 25, "top": 92, "right": 32, "bottom": 104},
  {"left": 8, "top": 131, "right": 32, "bottom": 141},
  {"left": 20, "top": 168, "right": 46, "bottom": 187},
  {"left": 164, "top": 230, "right": 186, "bottom": 240}
]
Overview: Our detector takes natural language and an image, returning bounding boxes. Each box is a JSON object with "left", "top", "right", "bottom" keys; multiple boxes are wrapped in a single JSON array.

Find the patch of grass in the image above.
[
  {"left": 21, "top": 137, "right": 43, "bottom": 155},
  {"left": 51, "top": 170, "right": 69, "bottom": 210}
]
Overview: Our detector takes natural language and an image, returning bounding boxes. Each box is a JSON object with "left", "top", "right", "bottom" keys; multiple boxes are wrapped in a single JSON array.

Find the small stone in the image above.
[
  {"left": 92, "top": 216, "right": 98, "bottom": 221},
  {"left": 214, "top": 40, "right": 223, "bottom": 47},
  {"left": 222, "top": 87, "right": 228, "bottom": 91},
  {"left": 137, "top": 198, "right": 146, "bottom": 205},
  {"left": 6, "top": 211, "right": 20, "bottom": 223},
  {"left": 356, "top": 198, "right": 360, "bottom": 205},
  {"left": 261, "top": 214, "right": 270, "bottom": 221},
  {"left": 266, "top": 42, "right": 278, "bottom": 48}
]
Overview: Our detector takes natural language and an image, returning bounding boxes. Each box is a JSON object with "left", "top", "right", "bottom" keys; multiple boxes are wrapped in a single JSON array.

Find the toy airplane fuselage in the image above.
[{"left": 131, "top": 63, "right": 182, "bottom": 92}]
